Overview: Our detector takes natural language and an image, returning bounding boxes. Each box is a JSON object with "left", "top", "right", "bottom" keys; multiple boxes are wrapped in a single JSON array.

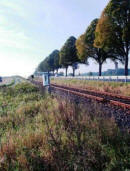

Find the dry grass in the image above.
[
  {"left": 51, "top": 78, "right": 130, "bottom": 96},
  {"left": 0, "top": 82, "right": 129, "bottom": 170}
]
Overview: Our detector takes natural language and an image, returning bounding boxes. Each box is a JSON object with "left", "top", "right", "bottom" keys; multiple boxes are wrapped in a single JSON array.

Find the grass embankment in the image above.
[
  {"left": 0, "top": 80, "right": 15, "bottom": 88},
  {"left": 0, "top": 82, "right": 129, "bottom": 170},
  {"left": 51, "top": 78, "right": 130, "bottom": 96}
]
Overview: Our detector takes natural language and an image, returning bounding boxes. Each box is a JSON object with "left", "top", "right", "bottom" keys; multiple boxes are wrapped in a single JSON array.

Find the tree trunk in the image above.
[
  {"left": 99, "top": 63, "right": 102, "bottom": 76},
  {"left": 65, "top": 67, "right": 68, "bottom": 77},
  {"left": 72, "top": 68, "right": 75, "bottom": 77},
  {"left": 125, "top": 51, "right": 129, "bottom": 76}
]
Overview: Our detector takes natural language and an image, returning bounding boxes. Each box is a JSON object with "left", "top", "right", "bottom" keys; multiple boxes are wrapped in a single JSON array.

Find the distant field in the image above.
[
  {"left": 0, "top": 76, "right": 27, "bottom": 87},
  {"left": 51, "top": 78, "right": 130, "bottom": 96}
]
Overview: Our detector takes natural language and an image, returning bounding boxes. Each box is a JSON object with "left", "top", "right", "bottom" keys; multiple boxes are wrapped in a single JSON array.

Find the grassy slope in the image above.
[
  {"left": 0, "top": 76, "right": 27, "bottom": 88},
  {"left": 51, "top": 78, "right": 130, "bottom": 96},
  {"left": 0, "top": 82, "right": 129, "bottom": 170}
]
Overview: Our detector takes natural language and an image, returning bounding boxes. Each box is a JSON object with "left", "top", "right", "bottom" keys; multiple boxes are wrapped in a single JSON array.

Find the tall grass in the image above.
[
  {"left": 51, "top": 78, "right": 130, "bottom": 96},
  {"left": 0, "top": 82, "right": 129, "bottom": 170}
]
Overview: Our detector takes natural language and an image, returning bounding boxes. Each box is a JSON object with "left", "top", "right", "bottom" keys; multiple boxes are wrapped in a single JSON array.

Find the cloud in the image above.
[
  {"left": 0, "top": 28, "right": 30, "bottom": 50},
  {"left": 0, "top": 0, "right": 45, "bottom": 54},
  {"left": 0, "top": 0, "right": 29, "bottom": 19},
  {"left": 0, "top": 1, "right": 30, "bottom": 50}
]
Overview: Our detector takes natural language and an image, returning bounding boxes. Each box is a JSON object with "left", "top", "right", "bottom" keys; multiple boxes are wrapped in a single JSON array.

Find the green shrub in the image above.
[{"left": 14, "top": 82, "right": 39, "bottom": 94}]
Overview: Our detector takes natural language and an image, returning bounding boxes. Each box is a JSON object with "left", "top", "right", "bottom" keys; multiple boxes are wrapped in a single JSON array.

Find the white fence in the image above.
[{"left": 52, "top": 76, "right": 130, "bottom": 83}]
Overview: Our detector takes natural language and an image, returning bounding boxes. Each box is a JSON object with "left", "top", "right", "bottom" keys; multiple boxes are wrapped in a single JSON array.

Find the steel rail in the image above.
[
  {"left": 51, "top": 84, "right": 130, "bottom": 104},
  {"left": 30, "top": 80, "right": 130, "bottom": 111},
  {"left": 51, "top": 84, "right": 130, "bottom": 111}
]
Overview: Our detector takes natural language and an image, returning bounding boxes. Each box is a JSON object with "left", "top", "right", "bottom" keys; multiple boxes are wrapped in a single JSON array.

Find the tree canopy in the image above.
[
  {"left": 94, "top": 0, "right": 130, "bottom": 75},
  {"left": 76, "top": 34, "right": 88, "bottom": 63},
  {"left": 76, "top": 19, "right": 116, "bottom": 76},
  {"left": 53, "top": 50, "right": 61, "bottom": 72},
  {"left": 36, "top": 50, "right": 60, "bottom": 73},
  {"left": 60, "top": 36, "right": 79, "bottom": 76},
  {"left": 37, "top": 57, "right": 51, "bottom": 73},
  {"left": 47, "top": 50, "right": 60, "bottom": 73}
]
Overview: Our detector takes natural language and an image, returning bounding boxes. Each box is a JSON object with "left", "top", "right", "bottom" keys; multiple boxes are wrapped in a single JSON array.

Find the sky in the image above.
[{"left": 0, "top": 0, "right": 125, "bottom": 77}]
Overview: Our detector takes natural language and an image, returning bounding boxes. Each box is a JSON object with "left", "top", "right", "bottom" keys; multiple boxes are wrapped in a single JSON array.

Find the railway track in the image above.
[
  {"left": 31, "top": 80, "right": 130, "bottom": 112},
  {"left": 30, "top": 80, "right": 130, "bottom": 129},
  {"left": 51, "top": 83, "right": 130, "bottom": 111}
]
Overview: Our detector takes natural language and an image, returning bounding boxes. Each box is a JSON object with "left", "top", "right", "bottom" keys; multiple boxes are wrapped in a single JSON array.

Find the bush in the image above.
[{"left": 15, "top": 82, "right": 39, "bottom": 94}]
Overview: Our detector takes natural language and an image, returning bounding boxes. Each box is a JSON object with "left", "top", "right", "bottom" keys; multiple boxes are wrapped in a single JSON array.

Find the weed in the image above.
[{"left": 0, "top": 83, "right": 129, "bottom": 170}]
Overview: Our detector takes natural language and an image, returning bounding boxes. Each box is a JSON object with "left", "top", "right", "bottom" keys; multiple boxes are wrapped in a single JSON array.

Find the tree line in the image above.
[{"left": 36, "top": 0, "right": 130, "bottom": 76}]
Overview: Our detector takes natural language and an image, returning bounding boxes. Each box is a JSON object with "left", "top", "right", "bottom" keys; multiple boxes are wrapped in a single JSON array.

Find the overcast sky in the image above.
[{"left": 0, "top": 0, "right": 126, "bottom": 77}]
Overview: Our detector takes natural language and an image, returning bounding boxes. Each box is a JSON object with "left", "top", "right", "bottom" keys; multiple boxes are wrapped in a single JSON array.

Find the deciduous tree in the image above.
[
  {"left": 94, "top": 0, "right": 130, "bottom": 76},
  {"left": 60, "top": 36, "right": 79, "bottom": 76},
  {"left": 37, "top": 50, "right": 60, "bottom": 74},
  {"left": 37, "top": 58, "right": 49, "bottom": 72},
  {"left": 48, "top": 50, "right": 60, "bottom": 74},
  {"left": 53, "top": 50, "right": 61, "bottom": 73},
  {"left": 76, "top": 19, "right": 115, "bottom": 76}
]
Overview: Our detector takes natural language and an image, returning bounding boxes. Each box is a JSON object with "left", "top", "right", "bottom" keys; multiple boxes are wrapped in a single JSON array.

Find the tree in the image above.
[
  {"left": 72, "top": 62, "right": 79, "bottom": 77},
  {"left": 76, "top": 34, "right": 87, "bottom": 63},
  {"left": 94, "top": 0, "right": 130, "bottom": 76},
  {"left": 47, "top": 54, "right": 55, "bottom": 74},
  {"left": 53, "top": 50, "right": 61, "bottom": 73},
  {"left": 76, "top": 19, "right": 117, "bottom": 76},
  {"left": 36, "top": 50, "right": 60, "bottom": 74},
  {"left": 48, "top": 50, "right": 60, "bottom": 74},
  {"left": 60, "top": 36, "right": 79, "bottom": 76},
  {"left": 36, "top": 56, "right": 51, "bottom": 73}
]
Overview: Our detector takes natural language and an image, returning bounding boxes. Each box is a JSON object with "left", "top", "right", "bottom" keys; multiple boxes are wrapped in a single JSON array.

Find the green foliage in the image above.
[
  {"left": 60, "top": 36, "right": 78, "bottom": 66},
  {"left": 60, "top": 36, "right": 79, "bottom": 76},
  {"left": 0, "top": 80, "right": 15, "bottom": 88},
  {"left": 76, "top": 19, "right": 98, "bottom": 61},
  {"left": 37, "top": 57, "right": 50, "bottom": 72},
  {"left": 76, "top": 34, "right": 87, "bottom": 62},
  {"left": 47, "top": 50, "right": 60, "bottom": 72},
  {"left": 36, "top": 50, "right": 60, "bottom": 73},
  {"left": 95, "top": 0, "right": 130, "bottom": 75},
  {"left": 53, "top": 50, "right": 61, "bottom": 71},
  {"left": 76, "top": 19, "right": 116, "bottom": 76},
  {"left": 14, "top": 82, "right": 39, "bottom": 94}
]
